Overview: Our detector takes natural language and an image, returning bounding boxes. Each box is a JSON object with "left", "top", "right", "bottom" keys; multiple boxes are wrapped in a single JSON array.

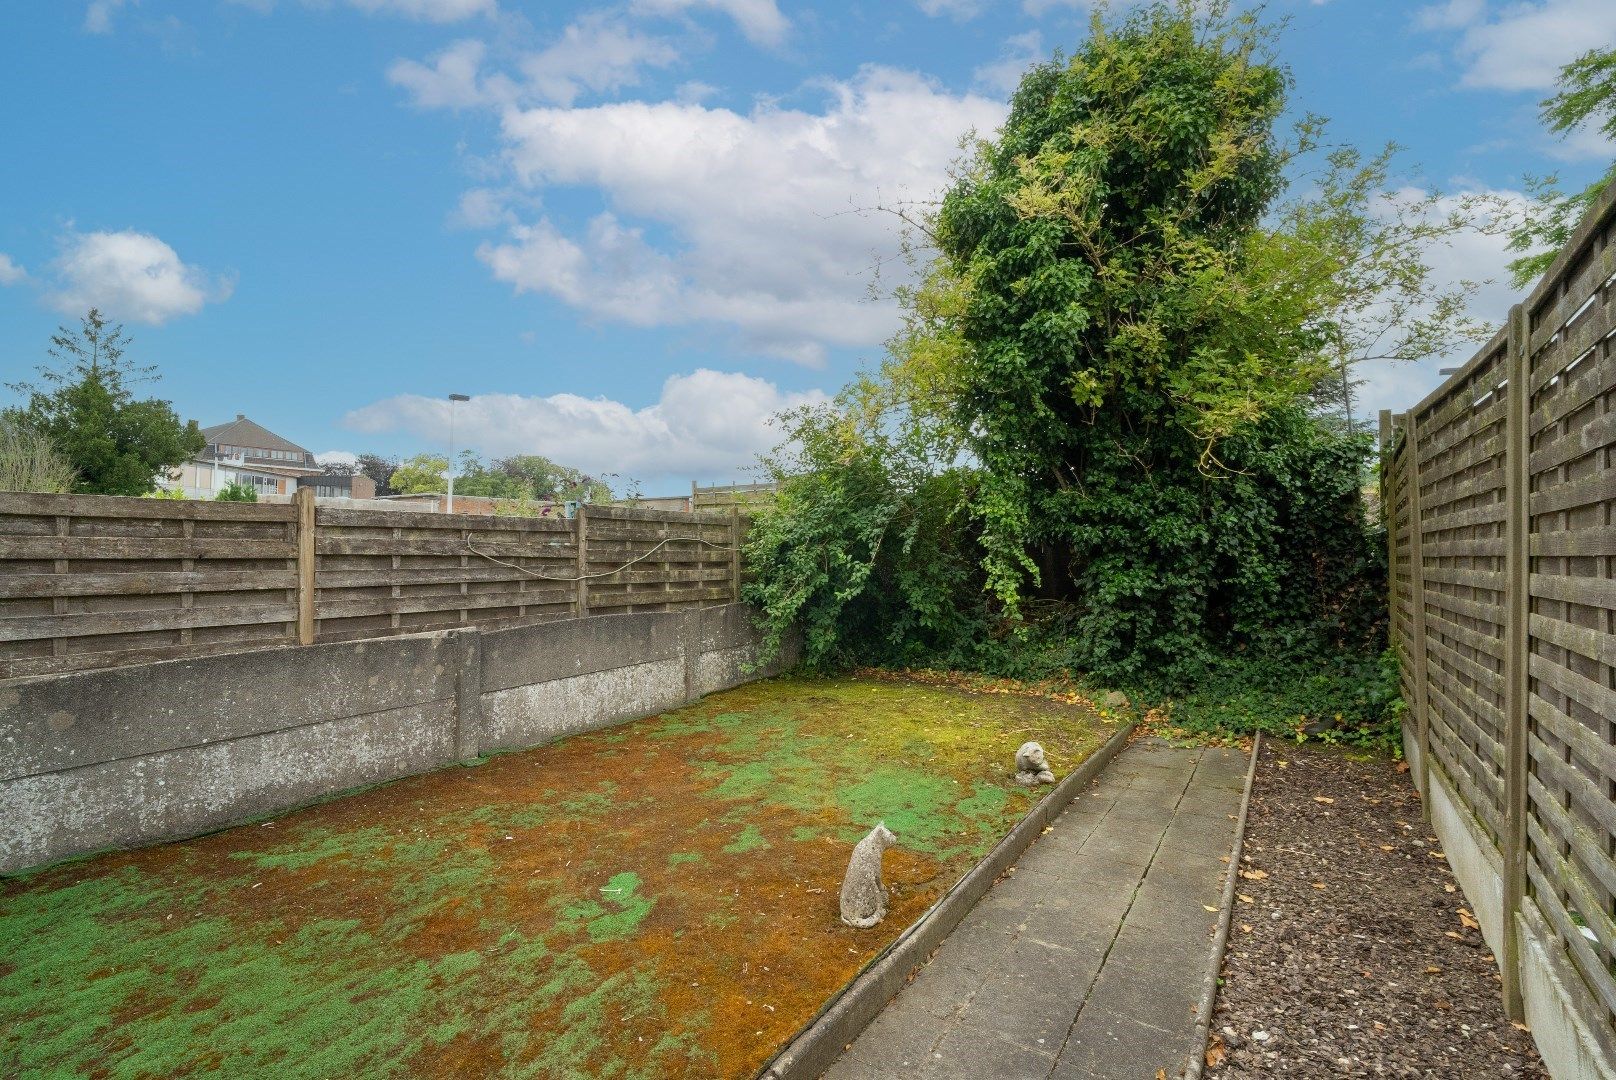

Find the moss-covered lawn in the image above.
[{"left": 0, "top": 673, "right": 1113, "bottom": 1079}]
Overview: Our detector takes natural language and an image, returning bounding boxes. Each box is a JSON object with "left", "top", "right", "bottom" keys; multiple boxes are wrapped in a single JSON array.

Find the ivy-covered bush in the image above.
[{"left": 743, "top": 3, "right": 1454, "bottom": 749}]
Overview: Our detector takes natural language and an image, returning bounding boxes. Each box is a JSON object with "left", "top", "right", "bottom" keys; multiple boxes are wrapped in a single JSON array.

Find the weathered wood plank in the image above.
[
  {"left": 0, "top": 570, "right": 297, "bottom": 599},
  {"left": 0, "top": 491, "right": 295, "bottom": 522},
  {"left": 316, "top": 506, "right": 573, "bottom": 532},
  {"left": 0, "top": 536, "right": 297, "bottom": 560},
  {"left": 315, "top": 590, "right": 574, "bottom": 621},
  {"left": 0, "top": 603, "right": 296, "bottom": 643},
  {"left": 585, "top": 504, "right": 732, "bottom": 526}
]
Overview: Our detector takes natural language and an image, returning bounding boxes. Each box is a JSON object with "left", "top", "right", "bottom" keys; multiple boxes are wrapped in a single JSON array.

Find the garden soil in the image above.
[
  {"left": 1205, "top": 740, "right": 1548, "bottom": 1078},
  {"left": 0, "top": 673, "right": 1112, "bottom": 1079}
]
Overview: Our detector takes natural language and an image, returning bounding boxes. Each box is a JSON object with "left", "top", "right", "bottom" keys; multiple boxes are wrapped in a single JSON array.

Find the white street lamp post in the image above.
[{"left": 447, "top": 393, "right": 469, "bottom": 513}]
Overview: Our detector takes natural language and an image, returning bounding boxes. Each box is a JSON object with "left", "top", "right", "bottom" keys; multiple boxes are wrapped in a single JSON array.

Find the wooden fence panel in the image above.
[
  {"left": 1417, "top": 336, "right": 1511, "bottom": 846},
  {"left": 582, "top": 505, "right": 736, "bottom": 613},
  {"left": 1522, "top": 199, "right": 1616, "bottom": 1030},
  {"left": 0, "top": 496, "right": 745, "bottom": 678},
  {"left": 1384, "top": 175, "right": 1616, "bottom": 1065},
  {"left": 0, "top": 494, "right": 299, "bottom": 678},
  {"left": 312, "top": 505, "right": 578, "bottom": 643}
]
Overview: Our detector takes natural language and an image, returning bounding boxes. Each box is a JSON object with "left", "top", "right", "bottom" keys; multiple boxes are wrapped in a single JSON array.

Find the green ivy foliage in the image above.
[{"left": 742, "top": 398, "right": 988, "bottom": 672}]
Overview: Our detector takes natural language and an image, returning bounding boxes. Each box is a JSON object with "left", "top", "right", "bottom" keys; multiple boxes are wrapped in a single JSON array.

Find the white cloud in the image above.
[
  {"left": 47, "top": 230, "right": 233, "bottom": 325},
  {"left": 0, "top": 254, "right": 26, "bottom": 286},
  {"left": 1357, "top": 187, "right": 1531, "bottom": 422},
  {"left": 228, "top": 0, "right": 494, "bottom": 21},
  {"left": 631, "top": 0, "right": 789, "bottom": 46},
  {"left": 389, "top": 17, "right": 677, "bottom": 110},
  {"left": 1546, "top": 124, "right": 1616, "bottom": 164},
  {"left": 1022, "top": 0, "right": 1086, "bottom": 16},
  {"left": 316, "top": 450, "right": 359, "bottom": 467},
  {"left": 388, "top": 39, "right": 503, "bottom": 108},
  {"left": 675, "top": 80, "right": 719, "bottom": 103},
  {"left": 345, "top": 0, "right": 494, "bottom": 19},
  {"left": 1424, "top": 0, "right": 1616, "bottom": 92},
  {"left": 974, "top": 31, "right": 1043, "bottom": 95},
  {"left": 519, "top": 14, "right": 679, "bottom": 106},
  {"left": 83, "top": 0, "right": 132, "bottom": 33},
  {"left": 918, "top": 0, "right": 984, "bottom": 19},
  {"left": 475, "top": 66, "right": 1005, "bottom": 364},
  {"left": 450, "top": 186, "right": 520, "bottom": 229},
  {"left": 342, "top": 369, "right": 826, "bottom": 482},
  {"left": 1414, "top": 0, "right": 1483, "bottom": 31}
]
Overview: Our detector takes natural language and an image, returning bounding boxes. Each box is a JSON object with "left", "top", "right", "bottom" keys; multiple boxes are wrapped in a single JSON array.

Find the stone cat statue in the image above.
[
  {"left": 839, "top": 822, "right": 897, "bottom": 928},
  {"left": 1015, "top": 741, "right": 1056, "bottom": 786}
]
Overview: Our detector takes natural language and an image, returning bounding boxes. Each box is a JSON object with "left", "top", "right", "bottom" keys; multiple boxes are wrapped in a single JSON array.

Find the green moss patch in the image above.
[{"left": 0, "top": 674, "right": 1110, "bottom": 1079}]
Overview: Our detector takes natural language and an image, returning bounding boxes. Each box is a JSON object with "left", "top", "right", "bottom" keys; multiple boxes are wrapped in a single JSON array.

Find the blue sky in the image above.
[{"left": 2, "top": 0, "right": 1612, "bottom": 491}]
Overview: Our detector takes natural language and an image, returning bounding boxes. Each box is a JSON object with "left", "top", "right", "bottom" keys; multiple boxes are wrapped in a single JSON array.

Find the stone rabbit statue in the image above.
[
  {"left": 840, "top": 822, "right": 897, "bottom": 928},
  {"left": 1015, "top": 741, "right": 1056, "bottom": 786}
]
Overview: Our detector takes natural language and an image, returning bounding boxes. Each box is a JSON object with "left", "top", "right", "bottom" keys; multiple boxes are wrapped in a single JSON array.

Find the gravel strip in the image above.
[{"left": 1204, "top": 741, "right": 1548, "bottom": 1078}]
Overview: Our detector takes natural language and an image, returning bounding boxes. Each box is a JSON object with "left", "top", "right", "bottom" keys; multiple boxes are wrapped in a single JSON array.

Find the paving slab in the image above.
[{"left": 823, "top": 738, "right": 1250, "bottom": 1080}]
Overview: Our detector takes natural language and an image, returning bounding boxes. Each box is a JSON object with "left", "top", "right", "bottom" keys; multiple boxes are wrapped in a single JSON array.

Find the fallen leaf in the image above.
[
  {"left": 1312, "top": 882, "right": 1327, "bottom": 890},
  {"left": 1313, "top": 796, "right": 1335, "bottom": 804},
  {"left": 1395, "top": 761, "right": 1410, "bottom": 773},
  {"left": 1444, "top": 884, "right": 1456, "bottom": 893},
  {"left": 1425, "top": 965, "right": 1443, "bottom": 974},
  {"left": 1380, "top": 845, "right": 1395, "bottom": 852},
  {"left": 1238, "top": 894, "right": 1255, "bottom": 904},
  {"left": 1512, "top": 1022, "right": 1531, "bottom": 1033},
  {"left": 1276, "top": 761, "right": 1289, "bottom": 768},
  {"left": 1458, "top": 909, "right": 1480, "bottom": 930},
  {"left": 1239, "top": 869, "right": 1269, "bottom": 880},
  {"left": 1240, "top": 923, "right": 1253, "bottom": 933},
  {"left": 1157, "top": 1070, "right": 1168, "bottom": 1080},
  {"left": 1430, "top": 852, "right": 1448, "bottom": 860},
  {"left": 1203, "top": 905, "right": 1218, "bottom": 912},
  {"left": 1205, "top": 1035, "right": 1226, "bottom": 1068},
  {"left": 1445, "top": 931, "right": 1463, "bottom": 940}
]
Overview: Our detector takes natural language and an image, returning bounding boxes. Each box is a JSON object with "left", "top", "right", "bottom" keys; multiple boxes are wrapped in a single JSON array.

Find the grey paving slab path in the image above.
[{"left": 823, "top": 738, "right": 1250, "bottom": 1080}]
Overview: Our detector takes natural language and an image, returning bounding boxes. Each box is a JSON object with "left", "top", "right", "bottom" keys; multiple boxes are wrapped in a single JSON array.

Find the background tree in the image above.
[
  {"left": 0, "top": 418, "right": 77, "bottom": 493},
  {"left": 388, "top": 453, "right": 448, "bottom": 494},
  {"left": 354, "top": 453, "right": 399, "bottom": 496},
  {"left": 744, "top": 1, "right": 1484, "bottom": 744},
  {"left": 3, "top": 310, "right": 204, "bottom": 496},
  {"left": 1507, "top": 47, "right": 1616, "bottom": 286},
  {"left": 452, "top": 452, "right": 614, "bottom": 503}
]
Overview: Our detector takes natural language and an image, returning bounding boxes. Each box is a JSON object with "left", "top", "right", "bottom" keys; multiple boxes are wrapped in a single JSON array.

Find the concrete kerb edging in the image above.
[
  {"left": 1183, "top": 732, "right": 1262, "bottom": 1080},
  {"left": 757, "top": 720, "right": 1139, "bottom": 1080}
]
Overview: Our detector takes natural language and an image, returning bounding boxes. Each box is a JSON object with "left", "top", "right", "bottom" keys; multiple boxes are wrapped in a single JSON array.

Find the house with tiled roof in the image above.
[{"left": 162, "top": 415, "right": 374, "bottom": 499}]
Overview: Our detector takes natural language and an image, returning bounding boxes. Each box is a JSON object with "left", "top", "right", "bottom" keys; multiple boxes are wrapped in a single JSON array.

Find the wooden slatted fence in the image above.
[
  {"left": 1383, "top": 176, "right": 1616, "bottom": 1073},
  {"left": 0, "top": 494, "right": 743, "bottom": 679}
]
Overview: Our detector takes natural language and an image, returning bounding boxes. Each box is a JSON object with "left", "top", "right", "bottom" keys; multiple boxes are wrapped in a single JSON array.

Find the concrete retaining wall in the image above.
[
  {"left": 1420, "top": 751, "right": 1616, "bottom": 1079},
  {"left": 0, "top": 605, "right": 792, "bottom": 874}
]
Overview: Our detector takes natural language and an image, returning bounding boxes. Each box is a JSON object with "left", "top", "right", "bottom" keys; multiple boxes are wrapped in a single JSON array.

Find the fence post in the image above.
[
  {"left": 295, "top": 487, "right": 316, "bottom": 645},
  {"left": 574, "top": 504, "right": 590, "bottom": 618},
  {"left": 1379, "top": 408, "right": 1395, "bottom": 574},
  {"left": 1502, "top": 302, "right": 1531, "bottom": 1020},
  {"left": 1406, "top": 410, "right": 1432, "bottom": 816},
  {"left": 729, "top": 507, "right": 742, "bottom": 605}
]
